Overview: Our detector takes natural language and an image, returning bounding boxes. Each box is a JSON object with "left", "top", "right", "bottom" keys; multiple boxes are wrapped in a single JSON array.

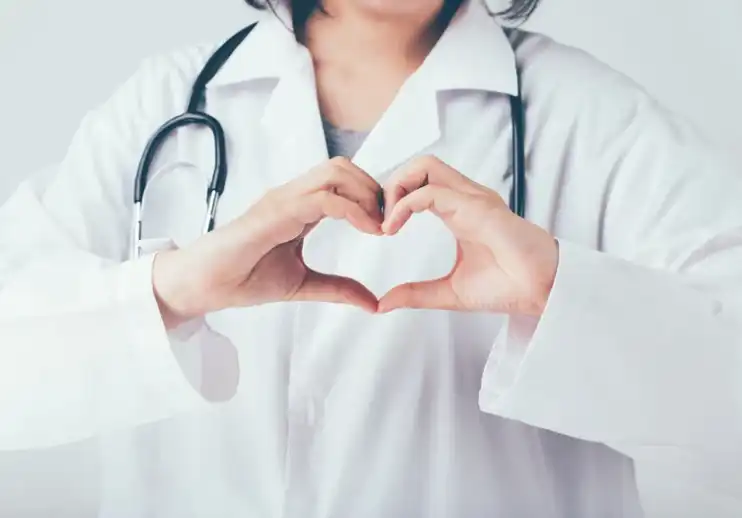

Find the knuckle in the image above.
[
  {"left": 385, "top": 171, "right": 406, "bottom": 189},
  {"left": 417, "top": 185, "right": 433, "bottom": 197},
  {"left": 316, "top": 189, "right": 333, "bottom": 203},
  {"left": 316, "top": 192, "right": 337, "bottom": 215},
  {"left": 323, "top": 164, "right": 348, "bottom": 186},
  {"left": 417, "top": 154, "right": 441, "bottom": 169},
  {"left": 328, "top": 156, "right": 352, "bottom": 168},
  {"left": 411, "top": 183, "right": 432, "bottom": 197},
  {"left": 381, "top": 176, "right": 396, "bottom": 190},
  {"left": 303, "top": 164, "right": 326, "bottom": 182}
]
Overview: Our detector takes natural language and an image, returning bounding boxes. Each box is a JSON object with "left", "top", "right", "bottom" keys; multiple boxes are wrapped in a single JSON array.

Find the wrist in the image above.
[
  {"left": 526, "top": 234, "right": 559, "bottom": 316},
  {"left": 483, "top": 210, "right": 559, "bottom": 316},
  {"left": 152, "top": 249, "right": 208, "bottom": 329}
]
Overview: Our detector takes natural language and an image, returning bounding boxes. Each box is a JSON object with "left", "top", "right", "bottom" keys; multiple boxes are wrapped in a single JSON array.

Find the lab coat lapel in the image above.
[
  {"left": 352, "top": 78, "right": 441, "bottom": 179},
  {"left": 208, "top": 9, "right": 329, "bottom": 186},
  {"left": 261, "top": 57, "right": 330, "bottom": 186},
  {"left": 353, "top": 0, "right": 519, "bottom": 179},
  {"left": 206, "top": 0, "right": 520, "bottom": 186}
]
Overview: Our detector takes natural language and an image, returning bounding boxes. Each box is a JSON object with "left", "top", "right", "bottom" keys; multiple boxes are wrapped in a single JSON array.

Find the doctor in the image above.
[{"left": 1, "top": 0, "right": 741, "bottom": 516}]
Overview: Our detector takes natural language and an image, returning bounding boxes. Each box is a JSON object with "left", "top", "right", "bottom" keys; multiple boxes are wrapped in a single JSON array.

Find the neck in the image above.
[{"left": 303, "top": 2, "right": 449, "bottom": 72}]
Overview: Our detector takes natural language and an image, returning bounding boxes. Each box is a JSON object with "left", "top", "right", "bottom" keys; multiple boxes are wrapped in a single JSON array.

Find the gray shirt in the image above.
[{"left": 322, "top": 118, "right": 369, "bottom": 159}]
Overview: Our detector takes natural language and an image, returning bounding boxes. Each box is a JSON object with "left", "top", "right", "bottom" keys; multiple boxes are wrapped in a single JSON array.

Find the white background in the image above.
[{"left": 0, "top": 0, "right": 740, "bottom": 516}]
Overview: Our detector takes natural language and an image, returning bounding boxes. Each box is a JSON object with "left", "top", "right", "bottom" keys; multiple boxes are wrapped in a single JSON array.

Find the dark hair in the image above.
[{"left": 243, "top": 0, "right": 541, "bottom": 41}]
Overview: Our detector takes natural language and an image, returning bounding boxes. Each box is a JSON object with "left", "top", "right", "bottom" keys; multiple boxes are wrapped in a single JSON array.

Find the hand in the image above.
[
  {"left": 153, "top": 157, "right": 383, "bottom": 328},
  {"left": 378, "top": 156, "right": 559, "bottom": 316}
]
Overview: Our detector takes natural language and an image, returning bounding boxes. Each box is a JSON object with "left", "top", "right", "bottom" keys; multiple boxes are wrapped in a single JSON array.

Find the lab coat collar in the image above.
[
  {"left": 208, "top": 0, "right": 518, "bottom": 96},
  {"left": 208, "top": 4, "right": 305, "bottom": 88},
  {"left": 419, "top": 0, "right": 519, "bottom": 95},
  {"left": 207, "top": 0, "right": 518, "bottom": 184}
]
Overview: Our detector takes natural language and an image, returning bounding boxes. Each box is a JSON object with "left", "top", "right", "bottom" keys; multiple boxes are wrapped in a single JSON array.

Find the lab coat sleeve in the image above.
[
  {"left": 479, "top": 99, "right": 742, "bottom": 502},
  {"left": 0, "top": 49, "right": 225, "bottom": 452}
]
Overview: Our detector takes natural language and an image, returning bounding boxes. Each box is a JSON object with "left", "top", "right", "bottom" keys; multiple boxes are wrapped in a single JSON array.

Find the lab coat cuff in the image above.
[
  {"left": 478, "top": 239, "right": 661, "bottom": 442},
  {"left": 119, "top": 254, "right": 208, "bottom": 414},
  {"left": 138, "top": 238, "right": 208, "bottom": 342},
  {"left": 478, "top": 239, "right": 737, "bottom": 448},
  {"left": 168, "top": 315, "right": 209, "bottom": 342},
  {"left": 478, "top": 314, "right": 540, "bottom": 404}
]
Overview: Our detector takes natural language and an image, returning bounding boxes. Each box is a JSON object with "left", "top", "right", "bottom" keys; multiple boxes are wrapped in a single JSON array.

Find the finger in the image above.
[
  {"left": 377, "top": 279, "right": 459, "bottom": 313},
  {"left": 296, "top": 157, "right": 382, "bottom": 220},
  {"left": 322, "top": 158, "right": 382, "bottom": 221},
  {"left": 329, "top": 157, "right": 381, "bottom": 196},
  {"left": 292, "top": 269, "right": 378, "bottom": 313},
  {"left": 382, "top": 185, "right": 464, "bottom": 235},
  {"left": 330, "top": 180, "right": 382, "bottom": 223},
  {"left": 296, "top": 191, "right": 383, "bottom": 235},
  {"left": 384, "top": 155, "right": 479, "bottom": 214}
]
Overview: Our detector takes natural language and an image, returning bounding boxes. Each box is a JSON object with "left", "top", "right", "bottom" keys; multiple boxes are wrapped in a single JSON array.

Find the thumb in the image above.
[
  {"left": 377, "top": 279, "right": 458, "bottom": 313},
  {"left": 291, "top": 269, "right": 379, "bottom": 313}
]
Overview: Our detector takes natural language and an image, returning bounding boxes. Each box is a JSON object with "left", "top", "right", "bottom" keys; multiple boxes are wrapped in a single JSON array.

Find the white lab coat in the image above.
[{"left": 1, "top": 1, "right": 741, "bottom": 516}]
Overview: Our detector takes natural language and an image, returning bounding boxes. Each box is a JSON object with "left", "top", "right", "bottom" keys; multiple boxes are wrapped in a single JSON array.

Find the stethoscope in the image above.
[{"left": 131, "top": 23, "right": 526, "bottom": 259}]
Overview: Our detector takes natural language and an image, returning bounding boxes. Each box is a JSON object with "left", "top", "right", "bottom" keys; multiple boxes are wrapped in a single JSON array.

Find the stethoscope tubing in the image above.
[{"left": 130, "top": 23, "right": 527, "bottom": 259}]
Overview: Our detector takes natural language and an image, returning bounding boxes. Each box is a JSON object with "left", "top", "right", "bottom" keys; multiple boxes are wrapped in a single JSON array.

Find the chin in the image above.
[{"left": 352, "top": 0, "right": 445, "bottom": 19}]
